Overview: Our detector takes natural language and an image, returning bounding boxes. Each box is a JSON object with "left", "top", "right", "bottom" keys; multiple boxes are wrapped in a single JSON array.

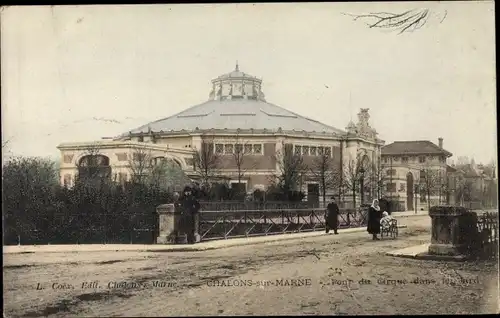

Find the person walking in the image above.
[
  {"left": 181, "top": 186, "right": 201, "bottom": 244},
  {"left": 367, "top": 199, "right": 382, "bottom": 240},
  {"left": 325, "top": 196, "right": 340, "bottom": 234}
]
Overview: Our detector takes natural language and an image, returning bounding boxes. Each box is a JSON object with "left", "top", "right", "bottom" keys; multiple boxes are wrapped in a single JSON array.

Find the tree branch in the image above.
[{"left": 343, "top": 8, "right": 441, "bottom": 35}]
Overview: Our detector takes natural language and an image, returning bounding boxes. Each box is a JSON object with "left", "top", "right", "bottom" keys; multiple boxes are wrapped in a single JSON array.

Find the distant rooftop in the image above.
[{"left": 381, "top": 140, "right": 452, "bottom": 157}]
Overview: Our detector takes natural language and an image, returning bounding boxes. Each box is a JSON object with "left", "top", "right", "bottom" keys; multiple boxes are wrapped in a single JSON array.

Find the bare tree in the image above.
[
  {"left": 148, "top": 158, "right": 191, "bottom": 192},
  {"left": 2, "top": 139, "right": 10, "bottom": 149},
  {"left": 128, "top": 146, "right": 153, "bottom": 185},
  {"left": 343, "top": 159, "right": 360, "bottom": 208},
  {"left": 310, "top": 152, "right": 342, "bottom": 206},
  {"left": 367, "top": 161, "right": 386, "bottom": 200},
  {"left": 419, "top": 163, "right": 445, "bottom": 211},
  {"left": 75, "top": 143, "right": 111, "bottom": 184},
  {"left": 342, "top": 8, "right": 447, "bottom": 35},
  {"left": 454, "top": 174, "right": 474, "bottom": 207},
  {"left": 271, "top": 144, "right": 307, "bottom": 195},
  {"left": 342, "top": 153, "right": 371, "bottom": 208},
  {"left": 232, "top": 132, "right": 257, "bottom": 188},
  {"left": 192, "top": 135, "right": 221, "bottom": 188}
]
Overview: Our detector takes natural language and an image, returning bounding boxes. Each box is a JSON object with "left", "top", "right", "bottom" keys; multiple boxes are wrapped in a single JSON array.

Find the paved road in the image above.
[{"left": 3, "top": 216, "right": 498, "bottom": 316}]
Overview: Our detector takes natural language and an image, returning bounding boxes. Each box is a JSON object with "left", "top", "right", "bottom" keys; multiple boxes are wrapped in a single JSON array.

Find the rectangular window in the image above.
[
  {"left": 399, "top": 183, "right": 406, "bottom": 192},
  {"left": 235, "top": 143, "right": 243, "bottom": 154},
  {"left": 325, "top": 147, "right": 332, "bottom": 157},
  {"left": 310, "top": 146, "right": 317, "bottom": 156},
  {"left": 387, "top": 169, "right": 396, "bottom": 175},
  {"left": 419, "top": 156, "right": 426, "bottom": 163},
  {"left": 224, "top": 144, "right": 233, "bottom": 154},
  {"left": 295, "top": 145, "right": 302, "bottom": 155},
  {"left": 439, "top": 156, "right": 446, "bottom": 163},
  {"left": 185, "top": 158, "right": 194, "bottom": 168},
  {"left": 402, "top": 157, "right": 408, "bottom": 163},
  {"left": 231, "top": 182, "right": 247, "bottom": 193},
  {"left": 318, "top": 147, "right": 324, "bottom": 155},
  {"left": 383, "top": 157, "right": 388, "bottom": 163},
  {"left": 63, "top": 174, "right": 72, "bottom": 187},
  {"left": 420, "top": 170, "right": 426, "bottom": 179},
  {"left": 215, "top": 144, "right": 224, "bottom": 154},
  {"left": 116, "top": 153, "right": 128, "bottom": 161},
  {"left": 393, "top": 157, "right": 399, "bottom": 162},
  {"left": 386, "top": 183, "right": 396, "bottom": 192},
  {"left": 302, "top": 146, "right": 309, "bottom": 155},
  {"left": 63, "top": 154, "right": 74, "bottom": 163},
  {"left": 244, "top": 144, "right": 253, "bottom": 154},
  {"left": 253, "top": 144, "right": 262, "bottom": 155}
]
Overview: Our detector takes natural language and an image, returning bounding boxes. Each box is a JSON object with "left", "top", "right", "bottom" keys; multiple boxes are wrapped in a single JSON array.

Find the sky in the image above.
[{"left": 1, "top": 2, "right": 496, "bottom": 164}]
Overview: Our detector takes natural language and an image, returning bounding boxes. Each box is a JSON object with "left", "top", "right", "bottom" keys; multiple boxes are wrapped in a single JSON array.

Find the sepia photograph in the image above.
[{"left": 2, "top": 2, "right": 498, "bottom": 316}]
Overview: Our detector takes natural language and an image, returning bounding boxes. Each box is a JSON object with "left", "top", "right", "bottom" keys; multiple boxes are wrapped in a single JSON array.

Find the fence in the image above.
[
  {"left": 475, "top": 211, "right": 499, "bottom": 258},
  {"left": 3, "top": 212, "right": 158, "bottom": 245},
  {"left": 199, "top": 201, "right": 310, "bottom": 211},
  {"left": 198, "top": 207, "right": 368, "bottom": 241}
]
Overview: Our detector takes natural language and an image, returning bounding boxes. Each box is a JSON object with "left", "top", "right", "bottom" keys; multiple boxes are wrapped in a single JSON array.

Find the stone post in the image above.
[
  {"left": 156, "top": 203, "right": 182, "bottom": 244},
  {"left": 428, "top": 206, "right": 468, "bottom": 256}
]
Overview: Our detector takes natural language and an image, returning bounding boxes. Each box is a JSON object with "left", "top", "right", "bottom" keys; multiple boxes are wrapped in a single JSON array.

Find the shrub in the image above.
[{"left": 3, "top": 156, "right": 175, "bottom": 245}]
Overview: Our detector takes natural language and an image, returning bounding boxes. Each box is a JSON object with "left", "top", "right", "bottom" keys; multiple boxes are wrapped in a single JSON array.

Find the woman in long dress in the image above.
[{"left": 367, "top": 199, "right": 382, "bottom": 240}]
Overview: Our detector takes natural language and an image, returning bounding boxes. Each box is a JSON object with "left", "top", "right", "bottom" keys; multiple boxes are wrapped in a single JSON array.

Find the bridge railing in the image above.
[
  {"left": 475, "top": 211, "right": 499, "bottom": 258},
  {"left": 198, "top": 207, "right": 367, "bottom": 241},
  {"left": 198, "top": 201, "right": 310, "bottom": 211}
]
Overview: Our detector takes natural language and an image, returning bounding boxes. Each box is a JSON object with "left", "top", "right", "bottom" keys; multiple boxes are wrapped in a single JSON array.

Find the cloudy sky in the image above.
[{"left": 1, "top": 2, "right": 496, "bottom": 164}]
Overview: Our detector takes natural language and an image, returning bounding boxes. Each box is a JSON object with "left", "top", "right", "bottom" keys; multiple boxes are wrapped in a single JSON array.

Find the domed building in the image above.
[{"left": 58, "top": 63, "right": 385, "bottom": 203}]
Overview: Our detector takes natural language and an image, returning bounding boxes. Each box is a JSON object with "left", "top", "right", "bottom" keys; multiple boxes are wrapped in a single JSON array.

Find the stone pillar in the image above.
[
  {"left": 156, "top": 204, "right": 181, "bottom": 244},
  {"left": 428, "top": 206, "right": 468, "bottom": 256}
]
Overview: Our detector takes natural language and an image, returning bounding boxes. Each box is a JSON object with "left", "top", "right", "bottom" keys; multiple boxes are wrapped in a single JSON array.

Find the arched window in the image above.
[{"left": 77, "top": 155, "right": 111, "bottom": 181}]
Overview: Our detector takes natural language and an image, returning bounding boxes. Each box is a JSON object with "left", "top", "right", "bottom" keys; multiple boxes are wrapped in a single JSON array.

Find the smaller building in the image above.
[
  {"left": 381, "top": 138, "right": 452, "bottom": 211},
  {"left": 450, "top": 160, "right": 498, "bottom": 209}
]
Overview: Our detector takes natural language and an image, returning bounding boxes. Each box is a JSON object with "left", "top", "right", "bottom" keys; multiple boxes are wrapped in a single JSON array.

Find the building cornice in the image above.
[
  {"left": 117, "top": 128, "right": 385, "bottom": 145},
  {"left": 57, "top": 141, "right": 194, "bottom": 155}
]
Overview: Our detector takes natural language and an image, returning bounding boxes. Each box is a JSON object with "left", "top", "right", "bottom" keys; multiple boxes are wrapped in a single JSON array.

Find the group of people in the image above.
[{"left": 324, "top": 197, "right": 393, "bottom": 240}]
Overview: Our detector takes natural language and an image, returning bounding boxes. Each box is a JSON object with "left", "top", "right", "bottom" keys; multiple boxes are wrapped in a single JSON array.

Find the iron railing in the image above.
[
  {"left": 475, "top": 211, "right": 499, "bottom": 257},
  {"left": 199, "top": 201, "right": 310, "bottom": 211},
  {"left": 198, "top": 208, "right": 368, "bottom": 241}
]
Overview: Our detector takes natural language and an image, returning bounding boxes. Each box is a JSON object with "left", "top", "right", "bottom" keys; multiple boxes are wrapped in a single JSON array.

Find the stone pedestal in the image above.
[
  {"left": 156, "top": 204, "right": 181, "bottom": 244},
  {"left": 428, "top": 206, "right": 468, "bottom": 256},
  {"left": 156, "top": 203, "right": 201, "bottom": 244}
]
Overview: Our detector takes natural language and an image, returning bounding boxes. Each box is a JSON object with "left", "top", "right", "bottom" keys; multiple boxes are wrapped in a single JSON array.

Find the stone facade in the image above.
[{"left": 381, "top": 139, "right": 453, "bottom": 211}]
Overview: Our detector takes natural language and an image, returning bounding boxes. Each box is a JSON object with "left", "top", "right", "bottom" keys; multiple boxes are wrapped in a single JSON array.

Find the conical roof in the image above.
[{"left": 125, "top": 65, "right": 345, "bottom": 136}]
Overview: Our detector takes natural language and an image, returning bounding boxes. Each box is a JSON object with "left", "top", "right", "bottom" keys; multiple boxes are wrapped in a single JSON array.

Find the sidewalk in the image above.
[
  {"left": 3, "top": 224, "right": 408, "bottom": 254},
  {"left": 391, "top": 210, "right": 428, "bottom": 217}
]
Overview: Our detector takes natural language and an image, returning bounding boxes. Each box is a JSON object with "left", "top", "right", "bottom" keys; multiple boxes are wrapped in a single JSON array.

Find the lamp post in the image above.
[
  {"left": 414, "top": 183, "right": 419, "bottom": 214},
  {"left": 359, "top": 167, "right": 366, "bottom": 205}
]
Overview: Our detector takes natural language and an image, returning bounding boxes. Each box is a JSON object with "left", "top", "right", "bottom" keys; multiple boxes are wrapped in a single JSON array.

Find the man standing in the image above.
[
  {"left": 181, "top": 186, "right": 201, "bottom": 244},
  {"left": 325, "top": 196, "right": 340, "bottom": 235}
]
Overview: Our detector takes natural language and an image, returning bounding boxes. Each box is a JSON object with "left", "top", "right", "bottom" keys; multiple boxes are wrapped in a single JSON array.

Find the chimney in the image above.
[{"left": 438, "top": 137, "right": 443, "bottom": 149}]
